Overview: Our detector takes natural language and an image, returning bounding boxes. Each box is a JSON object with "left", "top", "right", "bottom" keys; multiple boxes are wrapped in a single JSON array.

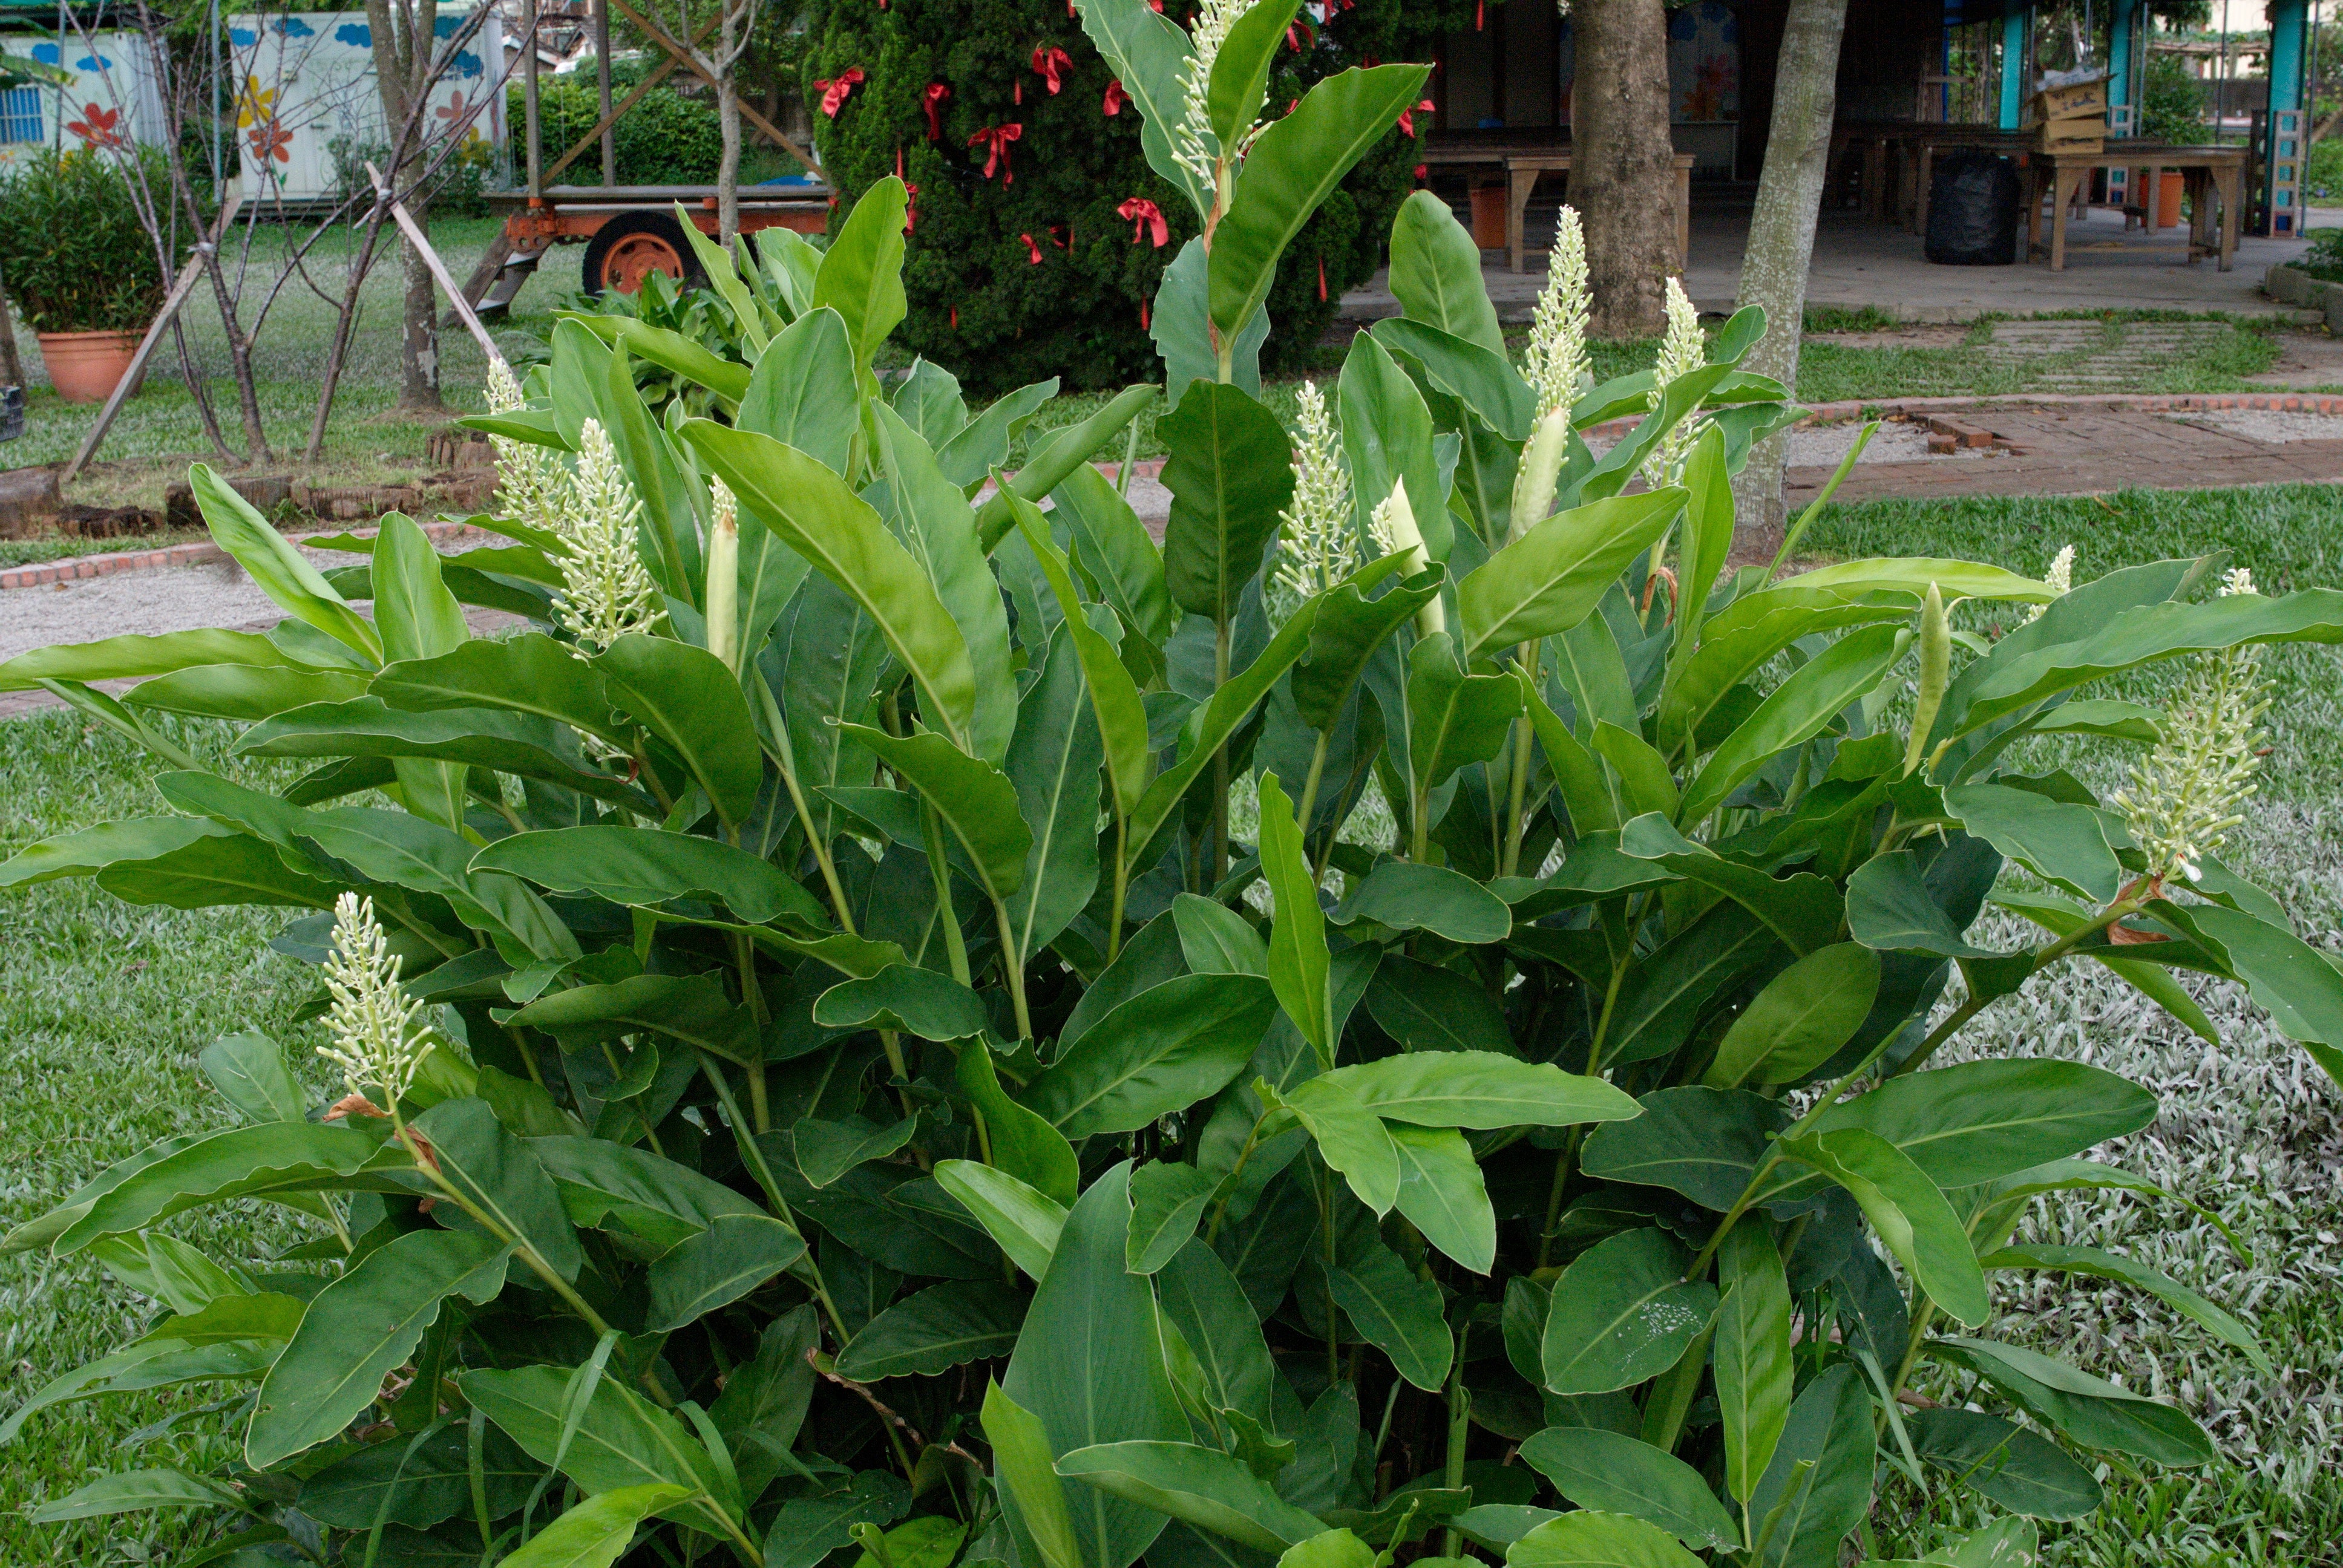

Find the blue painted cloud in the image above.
[
  {"left": 277, "top": 16, "right": 313, "bottom": 37},
  {"left": 30, "top": 42, "right": 60, "bottom": 65},
  {"left": 228, "top": 27, "right": 257, "bottom": 45},
  {"left": 434, "top": 15, "right": 463, "bottom": 36},
  {"left": 448, "top": 48, "right": 480, "bottom": 78},
  {"left": 335, "top": 22, "right": 372, "bottom": 47},
  {"left": 74, "top": 52, "right": 114, "bottom": 70}
]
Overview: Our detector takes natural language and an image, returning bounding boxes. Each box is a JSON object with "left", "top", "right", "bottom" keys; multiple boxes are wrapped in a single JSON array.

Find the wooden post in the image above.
[
  {"left": 367, "top": 163, "right": 510, "bottom": 374},
  {"left": 596, "top": 0, "right": 615, "bottom": 187},
  {"left": 62, "top": 191, "right": 244, "bottom": 486},
  {"left": 524, "top": 0, "right": 542, "bottom": 200}
]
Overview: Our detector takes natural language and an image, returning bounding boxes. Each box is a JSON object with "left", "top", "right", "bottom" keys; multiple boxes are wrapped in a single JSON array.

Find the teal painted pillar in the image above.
[
  {"left": 2269, "top": 0, "right": 2309, "bottom": 113},
  {"left": 2108, "top": 0, "right": 2139, "bottom": 120},
  {"left": 1999, "top": 8, "right": 2029, "bottom": 129}
]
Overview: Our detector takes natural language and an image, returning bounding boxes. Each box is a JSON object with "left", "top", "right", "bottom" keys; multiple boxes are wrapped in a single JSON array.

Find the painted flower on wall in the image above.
[
  {"left": 248, "top": 117, "right": 293, "bottom": 163},
  {"left": 65, "top": 101, "right": 124, "bottom": 149},
  {"left": 235, "top": 74, "right": 277, "bottom": 131}
]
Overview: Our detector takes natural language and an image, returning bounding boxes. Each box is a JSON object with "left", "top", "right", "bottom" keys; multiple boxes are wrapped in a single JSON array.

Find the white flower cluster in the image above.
[
  {"left": 2025, "top": 543, "right": 2075, "bottom": 623},
  {"left": 2111, "top": 567, "right": 2272, "bottom": 884},
  {"left": 1172, "top": 0, "right": 1246, "bottom": 194},
  {"left": 551, "top": 418, "right": 665, "bottom": 656},
  {"left": 1522, "top": 206, "right": 1590, "bottom": 419},
  {"left": 1640, "top": 277, "right": 1706, "bottom": 489},
  {"left": 486, "top": 359, "right": 565, "bottom": 528},
  {"left": 1270, "top": 381, "right": 1355, "bottom": 620},
  {"left": 316, "top": 893, "right": 430, "bottom": 1107}
]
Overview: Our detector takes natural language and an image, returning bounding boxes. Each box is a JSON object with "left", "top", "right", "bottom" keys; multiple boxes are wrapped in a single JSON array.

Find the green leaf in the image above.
[
  {"left": 372, "top": 513, "right": 469, "bottom": 667},
  {"left": 371, "top": 632, "right": 627, "bottom": 742},
  {"left": 1506, "top": 1511, "right": 1706, "bottom": 1568},
  {"left": 1157, "top": 1239, "right": 1277, "bottom": 1420},
  {"left": 817, "top": 966, "right": 992, "bottom": 1041},
  {"left": 955, "top": 1046, "right": 1081, "bottom": 1206},
  {"left": 1713, "top": 1220, "right": 1794, "bottom": 1504},
  {"left": 852, "top": 1516, "right": 969, "bottom": 1568},
  {"left": 1981, "top": 1243, "right": 2267, "bottom": 1371},
  {"left": 1942, "top": 783, "right": 2122, "bottom": 904},
  {"left": 410, "top": 1097, "right": 582, "bottom": 1282},
  {"left": 1985, "top": 1157, "right": 2247, "bottom": 1256},
  {"left": 1407, "top": 632, "right": 1526, "bottom": 792},
  {"left": 1458, "top": 491, "right": 1685, "bottom": 661},
  {"left": 1374, "top": 318, "right": 1536, "bottom": 443},
  {"left": 240, "top": 697, "right": 644, "bottom": 812},
  {"left": 1208, "top": 64, "right": 1432, "bottom": 343},
  {"left": 792, "top": 1116, "right": 919, "bottom": 1188},
  {"left": 836, "top": 1280, "right": 1026, "bottom": 1379},
  {"left": 201, "top": 1033, "right": 307, "bottom": 1125},
  {"left": 1363, "top": 955, "right": 1510, "bottom": 1055},
  {"left": 1386, "top": 1123, "right": 1495, "bottom": 1274},
  {"left": 1284, "top": 1076, "right": 1401, "bottom": 1215},
  {"left": 1540, "top": 1228, "right": 1719, "bottom": 1394},
  {"left": 2158, "top": 900, "right": 2343, "bottom": 1050},
  {"left": 1328, "top": 1240, "right": 1453, "bottom": 1391},
  {"left": 1207, "top": 0, "right": 1300, "bottom": 149},
  {"left": 1003, "top": 1163, "right": 1188, "bottom": 1568},
  {"left": 70, "top": 828, "right": 344, "bottom": 914},
  {"left": 839, "top": 725, "right": 1031, "bottom": 901},
  {"left": 1777, "top": 1128, "right": 1988, "bottom": 1327},
  {"left": 1058, "top": 1441, "right": 1326, "bottom": 1555},
  {"left": 247, "top": 1229, "right": 512, "bottom": 1468},
  {"left": 1293, "top": 567, "right": 1444, "bottom": 734},
  {"left": 1335, "top": 863, "right": 1509, "bottom": 945},
  {"left": 934, "top": 1160, "right": 1067, "bottom": 1282},
  {"left": 1296, "top": 1050, "right": 1639, "bottom": 1130},
  {"left": 1054, "top": 463, "right": 1175, "bottom": 652},
  {"left": 1387, "top": 189, "right": 1506, "bottom": 356},
  {"left": 1010, "top": 494, "right": 1152, "bottom": 815},
  {"left": 1747, "top": 1364, "right": 1875, "bottom": 1568},
  {"left": 1904, "top": 1408, "right": 2102, "bottom": 1521},
  {"left": 473, "top": 827, "right": 830, "bottom": 932},
  {"left": 814, "top": 176, "right": 909, "bottom": 374},
  {"left": 1616, "top": 815, "right": 1843, "bottom": 955},
  {"left": 1003, "top": 625, "right": 1106, "bottom": 960},
  {"left": 0, "top": 816, "right": 226, "bottom": 889},
  {"left": 36, "top": 1122, "right": 389, "bottom": 1255},
  {"left": 298, "top": 1425, "right": 537, "bottom": 1529},
  {"left": 499, "top": 1485, "right": 695, "bottom": 1568},
  {"left": 937, "top": 379, "right": 1059, "bottom": 489},
  {"left": 1518, "top": 1428, "right": 1737, "bottom": 1553},
  {"left": 1929, "top": 1336, "right": 2215, "bottom": 1466},
  {"left": 1679, "top": 624, "right": 1906, "bottom": 823},
  {"left": 766, "top": 1473, "right": 914, "bottom": 1568},
  {"left": 595, "top": 636, "right": 764, "bottom": 827},
  {"left": 738, "top": 307, "right": 860, "bottom": 472},
  {"left": 531, "top": 1136, "right": 765, "bottom": 1248},
  {"left": 1340, "top": 331, "right": 1445, "bottom": 561},
  {"left": 511, "top": 974, "right": 758, "bottom": 1065},
  {"left": 29, "top": 1468, "right": 243, "bottom": 1524},
  {"left": 683, "top": 420, "right": 978, "bottom": 753},
  {"left": 191, "top": 463, "right": 381, "bottom": 662},
  {"left": 975, "top": 385, "right": 1160, "bottom": 552},
  {"left": 460, "top": 1364, "right": 731, "bottom": 1520},
  {"left": 1845, "top": 851, "right": 1997, "bottom": 959},
  {"left": 123, "top": 659, "right": 370, "bottom": 722},
  {"left": 984, "top": 1381, "right": 1089, "bottom": 1568},
  {"left": 565, "top": 311, "right": 752, "bottom": 404},
  {"left": 1070, "top": 0, "right": 1206, "bottom": 216},
  {"left": 1258, "top": 773, "right": 1331, "bottom": 1059},
  {"left": 1703, "top": 945, "right": 1880, "bottom": 1090},
  {"left": 1175, "top": 893, "right": 1270, "bottom": 976},
  {"left": 644, "top": 1213, "right": 807, "bottom": 1331},
  {"left": 1815, "top": 1059, "right": 2159, "bottom": 1188},
  {"left": 1159, "top": 382, "right": 1294, "bottom": 621},
  {"left": 0, "top": 627, "right": 313, "bottom": 693},
  {"left": 1025, "top": 975, "right": 1279, "bottom": 1138},
  {"left": 1279, "top": 1529, "right": 1377, "bottom": 1568},
  {"left": 1153, "top": 237, "right": 1269, "bottom": 402},
  {"left": 1128, "top": 1163, "right": 1219, "bottom": 1275}
]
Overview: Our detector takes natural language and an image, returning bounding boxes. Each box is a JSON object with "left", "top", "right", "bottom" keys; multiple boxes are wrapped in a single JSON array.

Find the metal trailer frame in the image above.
[{"left": 462, "top": 0, "right": 828, "bottom": 310}]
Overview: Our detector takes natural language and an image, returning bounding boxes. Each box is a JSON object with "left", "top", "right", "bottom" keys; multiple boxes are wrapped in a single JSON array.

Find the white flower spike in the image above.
[
  {"left": 485, "top": 361, "right": 563, "bottom": 532},
  {"left": 552, "top": 418, "right": 665, "bottom": 657},
  {"left": 1271, "top": 381, "right": 1356, "bottom": 620},
  {"left": 2111, "top": 569, "right": 2272, "bottom": 884},
  {"left": 316, "top": 893, "right": 430, "bottom": 1108},
  {"left": 1640, "top": 276, "right": 1706, "bottom": 489},
  {"left": 1173, "top": 0, "right": 1248, "bottom": 195},
  {"left": 2026, "top": 544, "right": 2075, "bottom": 623},
  {"left": 1510, "top": 205, "right": 1590, "bottom": 541}
]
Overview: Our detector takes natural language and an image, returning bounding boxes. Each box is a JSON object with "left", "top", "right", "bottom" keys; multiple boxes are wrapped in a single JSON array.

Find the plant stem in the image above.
[
  {"left": 991, "top": 900, "right": 1033, "bottom": 1042},
  {"left": 1106, "top": 814, "right": 1130, "bottom": 963},
  {"left": 1295, "top": 731, "right": 1331, "bottom": 840},
  {"left": 1637, "top": 1324, "right": 1715, "bottom": 1455},
  {"left": 731, "top": 930, "right": 768, "bottom": 1133},
  {"left": 390, "top": 1119, "right": 617, "bottom": 1342},
  {"left": 1440, "top": 1332, "right": 1472, "bottom": 1557},
  {"left": 695, "top": 1051, "right": 851, "bottom": 1344},
  {"left": 920, "top": 799, "right": 972, "bottom": 986},
  {"left": 753, "top": 672, "right": 859, "bottom": 938},
  {"left": 1502, "top": 643, "right": 1543, "bottom": 877},
  {"left": 1212, "top": 615, "right": 1232, "bottom": 885}
]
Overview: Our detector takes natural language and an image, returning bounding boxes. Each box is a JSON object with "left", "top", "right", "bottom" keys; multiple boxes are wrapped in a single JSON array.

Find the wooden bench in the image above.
[{"left": 1504, "top": 152, "right": 1696, "bottom": 273}]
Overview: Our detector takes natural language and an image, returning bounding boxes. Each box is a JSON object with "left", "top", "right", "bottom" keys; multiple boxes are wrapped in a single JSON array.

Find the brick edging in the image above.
[{"left": 1, "top": 519, "right": 491, "bottom": 592}]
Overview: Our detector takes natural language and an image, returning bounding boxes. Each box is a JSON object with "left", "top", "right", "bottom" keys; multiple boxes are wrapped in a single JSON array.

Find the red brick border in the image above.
[{"left": 0, "top": 519, "right": 491, "bottom": 592}]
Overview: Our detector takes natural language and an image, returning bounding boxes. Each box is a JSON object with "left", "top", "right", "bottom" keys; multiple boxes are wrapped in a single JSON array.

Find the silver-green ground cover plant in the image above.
[{"left": 6, "top": 2, "right": 2343, "bottom": 1564}]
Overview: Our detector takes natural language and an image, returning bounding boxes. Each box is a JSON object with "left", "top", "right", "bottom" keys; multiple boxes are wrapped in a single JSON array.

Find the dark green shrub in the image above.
[
  {"left": 801, "top": 0, "right": 1469, "bottom": 394},
  {"left": 0, "top": 146, "right": 183, "bottom": 333},
  {"left": 511, "top": 71, "right": 728, "bottom": 185}
]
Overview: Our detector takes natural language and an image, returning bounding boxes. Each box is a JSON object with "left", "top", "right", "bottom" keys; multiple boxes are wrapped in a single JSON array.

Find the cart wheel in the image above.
[{"left": 580, "top": 212, "right": 701, "bottom": 298}]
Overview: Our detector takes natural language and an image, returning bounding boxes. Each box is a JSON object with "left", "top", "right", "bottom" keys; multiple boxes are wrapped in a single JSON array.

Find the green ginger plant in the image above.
[{"left": 5, "top": 2, "right": 2343, "bottom": 1565}]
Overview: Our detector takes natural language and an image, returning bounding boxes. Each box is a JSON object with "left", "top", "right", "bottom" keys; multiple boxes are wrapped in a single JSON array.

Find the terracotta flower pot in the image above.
[{"left": 36, "top": 328, "right": 145, "bottom": 405}]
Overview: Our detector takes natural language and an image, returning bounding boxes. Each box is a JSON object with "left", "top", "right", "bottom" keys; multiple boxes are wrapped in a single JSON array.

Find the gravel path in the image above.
[{"left": 2173, "top": 408, "right": 2343, "bottom": 443}]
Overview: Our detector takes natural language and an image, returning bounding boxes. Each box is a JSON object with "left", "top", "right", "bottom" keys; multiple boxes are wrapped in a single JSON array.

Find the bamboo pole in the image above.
[
  {"left": 366, "top": 162, "right": 510, "bottom": 374},
  {"left": 597, "top": 0, "right": 615, "bottom": 186}
]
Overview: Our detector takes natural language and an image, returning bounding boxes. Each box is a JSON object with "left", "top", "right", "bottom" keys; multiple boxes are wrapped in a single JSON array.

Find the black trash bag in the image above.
[{"left": 1925, "top": 149, "right": 2021, "bottom": 266}]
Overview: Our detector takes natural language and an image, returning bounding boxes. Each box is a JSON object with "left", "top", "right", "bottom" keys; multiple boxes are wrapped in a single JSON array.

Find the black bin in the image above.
[{"left": 1925, "top": 149, "right": 2022, "bottom": 266}]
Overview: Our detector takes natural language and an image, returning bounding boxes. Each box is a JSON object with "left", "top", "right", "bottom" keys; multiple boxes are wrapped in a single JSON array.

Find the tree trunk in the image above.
[
  {"left": 1570, "top": 0, "right": 1679, "bottom": 338},
  {"left": 398, "top": 234, "right": 442, "bottom": 410},
  {"left": 1729, "top": 0, "right": 1849, "bottom": 547},
  {"left": 718, "top": 74, "right": 742, "bottom": 245},
  {"left": 368, "top": 0, "right": 441, "bottom": 411}
]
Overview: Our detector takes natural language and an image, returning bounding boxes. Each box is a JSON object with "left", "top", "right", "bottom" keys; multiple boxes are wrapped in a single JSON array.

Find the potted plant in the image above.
[{"left": 0, "top": 145, "right": 183, "bottom": 404}]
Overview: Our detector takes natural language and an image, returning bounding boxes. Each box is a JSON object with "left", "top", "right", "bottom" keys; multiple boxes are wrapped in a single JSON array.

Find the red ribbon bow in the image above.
[
  {"left": 1103, "top": 77, "right": 1127, "bottom": 116},
  {"left": 1397, "top": 97, "right": 1434, "bottom": 137},
  {"left": 969, "top": 123, "right": 1023, "bottom": 182},
  {"left": 1023, "top": 233, "right": 1047, "bottom": 264},
  {"left": 1285, "top": 17, "right": 1315, "bottom": 50},
  {"left": 814, "top": 68, "right": 865, "bottom": 117},
  {"left": 1032, "top": 46, "right": 1072, "bottom": 95},
  {"left": 923, "top": 82, "right": 952, "bottom": 140},
  {"left": 1117, "top": 197, "right": 1167, "bottom": 247}
]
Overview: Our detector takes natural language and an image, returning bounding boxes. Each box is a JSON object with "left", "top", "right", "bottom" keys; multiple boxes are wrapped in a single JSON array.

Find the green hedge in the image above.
[
  {"left": 508, "top": 71, "right": 727, "bottom": 186},
  {"left": 802, "top": 0, "right": 1472, "bottom": 394}
]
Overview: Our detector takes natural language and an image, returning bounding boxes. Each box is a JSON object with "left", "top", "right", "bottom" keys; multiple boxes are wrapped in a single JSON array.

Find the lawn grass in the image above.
[{"left": 2, "top": 482, "right": 2340, "bottom": 1564}]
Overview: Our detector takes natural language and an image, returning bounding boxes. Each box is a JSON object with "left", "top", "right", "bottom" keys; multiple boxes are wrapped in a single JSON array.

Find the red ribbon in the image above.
[
  {"left": 1475, "top": 0, "right": 1484, "bottom": 27},
  {"left": 1318, "top": 255, "right": 1327, "bottom": 299},
  {"left": 1103, "top": 78, "right": 1127, "bottom": 116},
  {"left": 1397, "top": 97, "right": 1434, "bottom": 137},
  {"left": 896, "top": 149, "right": 919, "bottom": 233},
  {"left": 1022, "top": 233, "right": 1046, "bottom": 264},
  {"left": 923, "top": 82, "right": 951, "bottom": 140},
  {"left": 1140, "top": 295, "right": 1150, "bottom": 330},
  {"left": 1032, "top": 45, "right": 1072, "bottom": 95},
  {"left": 1118, "top": 197, "right": 1167, "bottom": 247},
  {"left": 814, "top": 68, "right": 865, "bottom": 118},
  {"left": 969, "top": 123, "right": 1023, "bottom": 182},
  {"left": 1413, "top": 162, "right": 1427, "bottom": 181},
  {"left": 1285, "top": 17, "right": 1314, "bottom": 50}
]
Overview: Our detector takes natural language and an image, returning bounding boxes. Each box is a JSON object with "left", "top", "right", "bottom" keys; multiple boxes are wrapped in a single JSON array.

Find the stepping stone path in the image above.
[{"left": 1970, "top": 319, "right": 2245, "bottom": 387}]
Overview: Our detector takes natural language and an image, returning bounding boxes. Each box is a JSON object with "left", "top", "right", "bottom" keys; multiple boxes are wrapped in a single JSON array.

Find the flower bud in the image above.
[
  {"left": 1370, "top": 479, "right": 1443, "bottom": 638},
  {"left": 706, "top": 477, "right": 741, "bottom": 672},
  {"left": 1509, "top": 407, "right": 1571, "bottom": 544},
  {"left": 1904, "top": 580, "right": 1949, "bottom": 777}
]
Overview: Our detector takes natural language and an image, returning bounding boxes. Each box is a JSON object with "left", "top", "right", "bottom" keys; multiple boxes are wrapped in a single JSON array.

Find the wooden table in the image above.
[
  {"left": 2024, "top": 145, "right": 2243, "bottom": 270},
  {"left": 1504, "top": 152, "right": 1695, "bottom": 272}
]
